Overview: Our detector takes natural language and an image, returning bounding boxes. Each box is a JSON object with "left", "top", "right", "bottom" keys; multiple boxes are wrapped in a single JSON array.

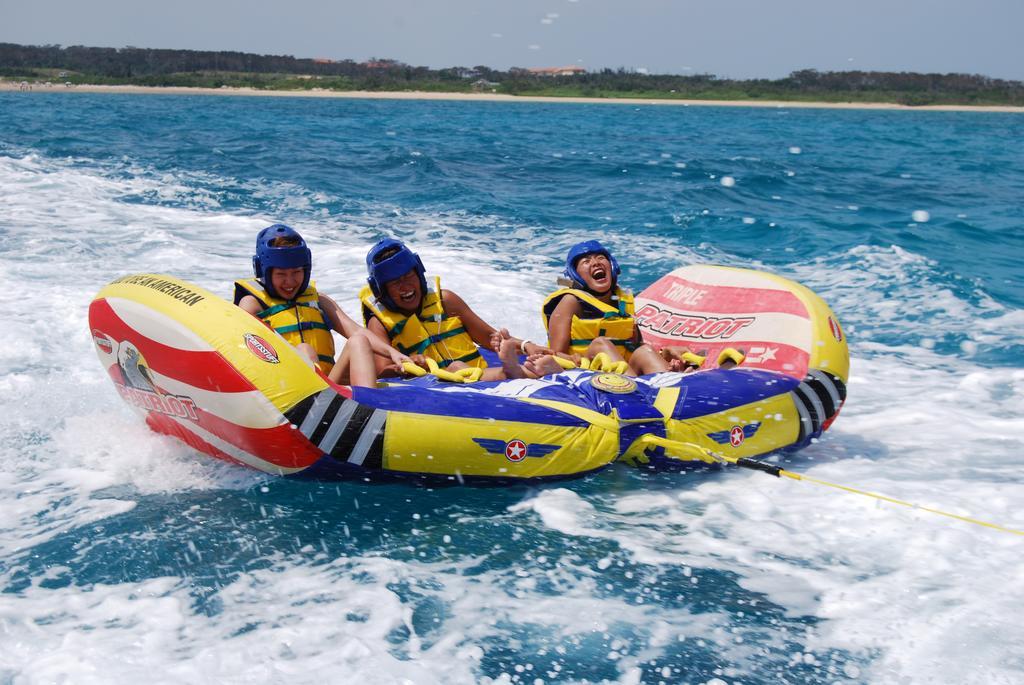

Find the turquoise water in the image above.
[{"left": 1, "top": 93, "right": 1022, "bottom": 684}]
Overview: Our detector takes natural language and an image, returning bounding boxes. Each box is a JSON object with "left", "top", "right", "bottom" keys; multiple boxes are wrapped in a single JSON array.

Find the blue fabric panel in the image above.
[
  {"left": 351, "top": 380, "right": 593, "bottom": 426},
  {"left": 648, "top": 369, "right": 800, "bottom": 420}
]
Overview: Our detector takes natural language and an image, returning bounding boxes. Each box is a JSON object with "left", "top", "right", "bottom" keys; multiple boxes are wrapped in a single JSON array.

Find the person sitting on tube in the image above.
[
  {"left": 360, "top": 238, "right": 546, "bottom": 381},
  {"left": 235, "top": 224, "right": 410, "bottom": 387},
  {"left": 536, "top": 240, "right": 727, "bottom": 376}
]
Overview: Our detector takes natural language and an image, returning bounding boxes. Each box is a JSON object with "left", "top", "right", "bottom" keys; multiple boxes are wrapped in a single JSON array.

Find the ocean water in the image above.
[{"left": 1, "top": 92, "right": 1022, "bottom": 684}]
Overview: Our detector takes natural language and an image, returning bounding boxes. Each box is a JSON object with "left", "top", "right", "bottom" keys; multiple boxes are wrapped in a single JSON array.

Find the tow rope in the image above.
[{"left": 635, "top": 435, "right": 1024, "bottom": 537}]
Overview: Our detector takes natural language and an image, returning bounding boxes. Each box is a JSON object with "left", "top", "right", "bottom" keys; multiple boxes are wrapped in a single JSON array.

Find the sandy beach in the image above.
[{"left": 3, "top": 81, "right": 1023, "bottom": 112}]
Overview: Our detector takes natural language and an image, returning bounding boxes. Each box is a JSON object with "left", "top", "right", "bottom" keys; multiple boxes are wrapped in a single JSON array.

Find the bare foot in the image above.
[
  {"left": 499, "top": 338, "right": 526, "bottom": 379},
  {"left": 523, "top": 354, "right": 565, "bottom": 377},
  {"left": 490, "top": 327, "right": 511, "bottom": 354}
]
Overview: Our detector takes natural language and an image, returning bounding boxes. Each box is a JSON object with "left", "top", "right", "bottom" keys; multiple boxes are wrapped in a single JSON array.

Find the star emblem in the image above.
[
  {"left": 729, "top": 426, "right": 745, "bottom": 447},
  {"left": 707, "top": 423, "right": 761, "bottom": 446},
  {"left": 505, "top": 439, "right": 527, "bottom": 462},
  {"left": 472, "top": 438, "right": 559, "bottom": 461}
]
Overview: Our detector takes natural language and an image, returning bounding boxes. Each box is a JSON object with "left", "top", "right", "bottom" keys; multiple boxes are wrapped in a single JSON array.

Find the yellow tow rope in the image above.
[
  {"left": 776, "top": 469, "right": 1024, "bottom": 536},
  {"left": 637, "top": 434, "right": 1024, "bottom": 537}
]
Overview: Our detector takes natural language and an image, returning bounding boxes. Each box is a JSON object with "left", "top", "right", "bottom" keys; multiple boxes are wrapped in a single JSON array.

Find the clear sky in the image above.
[{"left": 3, "top": 0, "right": 1022, "bottom": 81}]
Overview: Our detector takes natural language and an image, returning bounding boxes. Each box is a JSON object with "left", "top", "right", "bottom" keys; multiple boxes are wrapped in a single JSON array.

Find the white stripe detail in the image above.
[
  {"left": 791, "top": 391, "right": 812, "bottom": 438},
  {"left": 106, "top": 297, "right": 213, "bottom": 351},
  {"left": 347, "top": 410, "right": 387, "bottom": 466},
  {"left": 298, "top": 390, "right": 338, "bottom": 436},
  {"left": 478, "top": 377, "right": 559, "bottom": 399},
  {"left": 665, "top": 265, "right": 796, "bottom": 291},
  {"left": 318, "top": 401, "right": 358, "bottom": 454},
  {"left": 807, "top": 369, "right": 842, "bottom": 413},
  {"left": 164, "top": 413, "right": 306, "bottom": 475},
  {"left": 798, "top": 382, "right": 826, "bottom": 430},
  {"left": 149, "top": 369, "right": 286, "bottom": 429}
]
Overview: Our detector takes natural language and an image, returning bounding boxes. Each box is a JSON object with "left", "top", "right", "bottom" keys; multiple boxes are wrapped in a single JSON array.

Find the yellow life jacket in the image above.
[
  {"left": 359, "top": 276, "right": 486, "bottom": 369},
  {"left": 233, "top": 279, "right": 336, "bottom": 374},
  {"left": 542, "top": 286, "right": 638, "bottom": 359}
]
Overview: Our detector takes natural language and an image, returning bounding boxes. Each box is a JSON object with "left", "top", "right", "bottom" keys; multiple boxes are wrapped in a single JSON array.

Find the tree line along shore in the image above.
[{"left": 2, "top": 42, "right": 1022, "bottom": 107}]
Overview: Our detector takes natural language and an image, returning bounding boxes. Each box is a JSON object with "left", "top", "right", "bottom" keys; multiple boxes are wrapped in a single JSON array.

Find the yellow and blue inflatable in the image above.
[{"left": 88, "top": 265, "right": 848, "bottom": 481}]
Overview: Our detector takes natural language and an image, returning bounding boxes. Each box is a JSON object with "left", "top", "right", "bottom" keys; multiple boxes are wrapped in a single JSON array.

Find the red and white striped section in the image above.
[
  {"left": 636, "top": 266, "right": 812, "bottom": 378},
  {"left": 89, "top": 297, "right": 323, "bottom": 474}
]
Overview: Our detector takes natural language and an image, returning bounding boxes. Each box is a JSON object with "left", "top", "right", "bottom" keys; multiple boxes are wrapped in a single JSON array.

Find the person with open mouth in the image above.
[
  {"left": 360, "top": 238, "right": 547, "bottom": 381},
  {"left": 540, "top": 240, "right": 704, "bottom": 376}
]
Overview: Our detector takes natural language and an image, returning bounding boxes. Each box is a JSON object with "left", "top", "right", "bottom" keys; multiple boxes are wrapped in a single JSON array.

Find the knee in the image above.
[{"left": 346, "top": 331, "right": 371, "bottom": 351}]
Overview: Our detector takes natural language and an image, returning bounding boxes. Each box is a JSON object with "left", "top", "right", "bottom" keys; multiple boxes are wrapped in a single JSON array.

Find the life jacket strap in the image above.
[
  {"left": 436, "top": 349, "right": 483, "bottom": 368},
  {"left": 396, "top": 338, "right": 433, "bottom": 355},
  {"left": 569, "top": 337, "right": 638, "bottom": 353},
  {"left": 394, "top": 326, "right": 473, "bottom": 355},
  {"left": 387, "top": 318, "right": 408, "bottom": 337},
  {"left": 257, "top": 300, "right": 317, "bottom": 319},
  {"left": 274, "top": 320, "right": 331, "bottom": 335},
  {"left": 427, "top": 326, "right": 468, "bottom": 345}
]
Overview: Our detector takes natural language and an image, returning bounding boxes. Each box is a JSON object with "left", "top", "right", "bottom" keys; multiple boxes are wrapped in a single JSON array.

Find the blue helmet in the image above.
[
  {"left": 366, "top": 238, "right": 427, "bottom": 311},
  {"left": 564, "top": 240, "right": 620, "bottom": 293},
  {"left": 252, "top": 224, "right": 312, "bottom": 300}
]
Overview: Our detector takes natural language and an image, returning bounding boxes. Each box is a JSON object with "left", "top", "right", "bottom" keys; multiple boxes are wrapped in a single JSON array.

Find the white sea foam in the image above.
[
  {"left": 1, "top": 150, "right": 1022, "bottom": 684},
  {"left": 1, "top": 561, "right": 481, "bottom": 684},
  {"left": 786, "top": 244, "right": 1022, "bottom": 354},
  {"left": 509, "top": 350, "right": 1024, "bottom": 683}
]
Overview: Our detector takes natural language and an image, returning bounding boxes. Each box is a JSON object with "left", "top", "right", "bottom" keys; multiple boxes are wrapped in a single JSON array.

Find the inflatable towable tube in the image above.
[
  {"left": 88, "top": 267, "right": 847, "bottom": 481},
  {"left": 632, "top": 264, "right": 849, "bottom": 468}
]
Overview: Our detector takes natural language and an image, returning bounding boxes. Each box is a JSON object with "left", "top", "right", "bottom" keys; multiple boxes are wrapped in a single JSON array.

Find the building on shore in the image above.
[
  {"left": 526, "top": 66, "right": 587, "bottom": 77},
  {"left": 471, "top": 79, "right": 499, "bottom": 92}
]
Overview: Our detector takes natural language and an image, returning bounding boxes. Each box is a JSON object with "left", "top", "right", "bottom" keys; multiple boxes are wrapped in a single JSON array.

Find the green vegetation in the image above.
[
  {"left": 501, "top": 69, "right": 1024, "bottom": 106},
  {"left": 2, "top": 43, "right": 1022, "bottom": 107}
]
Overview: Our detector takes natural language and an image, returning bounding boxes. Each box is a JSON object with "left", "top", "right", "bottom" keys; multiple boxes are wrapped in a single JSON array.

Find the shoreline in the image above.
[{"left": 4, "top": 82, "right": 1023, "bottom": 113}]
